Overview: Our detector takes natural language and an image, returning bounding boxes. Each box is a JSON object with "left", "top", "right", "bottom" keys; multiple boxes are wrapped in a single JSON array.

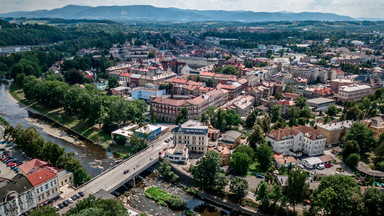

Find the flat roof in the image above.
[
  {"left": 307, "top": 98, "right": 335, "bottom": 105},
  {"left": 135, "top": 125, "right": 161, "bottom": 134},
  {"left": 303, "top": 157, "right": 323, "bottom": 165}
]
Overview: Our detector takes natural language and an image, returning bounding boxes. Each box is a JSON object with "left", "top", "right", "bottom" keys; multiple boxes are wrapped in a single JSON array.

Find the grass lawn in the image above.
[
  {"left": 145, "top": 186, "right": 171, "bottom": 207},
  {"left": 107, "top": 144, "right": 143, "bottom": 158},
  {"left": 9, "top": 83, "right": 113, "bottom": 149},
  {"left": 248, "top": 161, "right": 265, "bottom": 176}
]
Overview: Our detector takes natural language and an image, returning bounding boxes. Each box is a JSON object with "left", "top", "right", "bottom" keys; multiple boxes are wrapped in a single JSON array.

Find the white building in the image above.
[
  {"left": 337, "top": 84, "right": 372, "bottom": 102},
  {"left": 266, "top": 125, "right": 327, "bottom": 157},
  {"left": 27, "top": 169, "right": 60, "bottom": 205},
  {"left": 174, "top": 120, "right": 208, "bottom": 153},
  {"left": 165, "top": 144, "right": 189, "bottom": 163},
  {"left": 0, "top": 175, "right": 36, "bottom": 216}
]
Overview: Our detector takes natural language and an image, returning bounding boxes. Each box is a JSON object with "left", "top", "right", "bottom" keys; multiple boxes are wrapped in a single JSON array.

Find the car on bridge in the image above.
[{"left": 124, "top": 169, "right": 130, "bottom": 174}]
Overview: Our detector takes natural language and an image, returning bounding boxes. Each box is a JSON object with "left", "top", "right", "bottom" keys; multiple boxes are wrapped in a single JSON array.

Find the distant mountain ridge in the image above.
[{"left": 0, "top": 4, "right": 356, "bottom": 22}]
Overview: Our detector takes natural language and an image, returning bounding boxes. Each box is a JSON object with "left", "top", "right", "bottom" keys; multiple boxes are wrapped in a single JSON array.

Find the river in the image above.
[{"left": 0, "top": 81, "right": 118, "bottom": 177}]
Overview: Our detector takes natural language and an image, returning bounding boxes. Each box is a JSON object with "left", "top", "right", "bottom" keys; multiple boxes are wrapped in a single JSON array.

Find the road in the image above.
[
  {"left": 82, "top": 132, "right": 173, "bottom": 194},
  {"left": 54, "top": 131, "right": 174, "bottom": 213}
]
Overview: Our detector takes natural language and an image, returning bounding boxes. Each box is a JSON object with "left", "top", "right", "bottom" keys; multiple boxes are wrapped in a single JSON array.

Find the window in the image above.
[
  {"left": 36, "top": 188, "right": 39, "bottom": 193},
  {"left": 45, "top": 184, "right": 48, "bottom": 190},
  {"left": 46, "top": 191, "right": 50, "bottom": 197}
]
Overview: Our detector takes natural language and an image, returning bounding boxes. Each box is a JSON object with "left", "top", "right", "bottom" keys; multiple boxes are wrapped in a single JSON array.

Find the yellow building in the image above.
[
  {"left": 317, "top": 120, "right": 354, "bottom": 146},
  {"left": 218, "top": 130, "right": 242, "bottom": 149},
  {"left": 363, "top": 116, "right": 384, "bottom": 138},
  {"left": 209, "top": 145, "right": 231, "bottom": 166}
]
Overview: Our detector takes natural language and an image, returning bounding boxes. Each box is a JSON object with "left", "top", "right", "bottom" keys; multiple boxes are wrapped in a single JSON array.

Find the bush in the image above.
[
  {"left": 166, "top": 195, "right": 185, "bottom": 210},
  {"left": 184, "top": 210, "right": 197, "bottom": 216},
  {"left": 186, "top": 187, "right": 197, "bottom": 195},
  {"left": 375, "top": 161, "right": 384, "bottom": 171}
]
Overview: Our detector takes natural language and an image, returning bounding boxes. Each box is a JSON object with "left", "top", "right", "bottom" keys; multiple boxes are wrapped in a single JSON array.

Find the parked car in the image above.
[
  {"left": 256, "top": 174, "right": 265, "bottom": 178},
  {"left": 0, "top": 148, "right": 6, "bottom": 151},
  {"left": 317, "top": 164, "right": 325, "bottom": 170},
  {"left": 58, "top": 204, "right": 65, "bottom": 209},
  {"left": 67, "top": 198, "right": 73, "bottom": 204},
  {"left": 55, "top": 206, "right": 60, "bottom": 210},
  {"left": 78, "top": 192, "right": 85, "bottom": 197},
  {"left": 304, "top": 199, "right": 311, "bottom": 205},
  {"left": 311, "top": 170, "right": 316, "bottom": 175},
  {"left": 325, "top": 164, "right": 332, "bottom": 168},
  {"left": 62, "top": 201, "right": 69, "bottom": 206},
  {"left": 71, "top": 195, "right": 78, "bottom": 201},
  {"left": 298, "top": 164, "right": 304, "bottom": 169}
]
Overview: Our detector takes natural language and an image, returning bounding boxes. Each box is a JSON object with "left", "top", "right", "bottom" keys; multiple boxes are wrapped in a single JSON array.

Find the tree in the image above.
[
  {"left": 200, "top": 106, "right": 216, "bottom": 126},
  {"left": 150, "top": 108, "right": 156, "bottom": 124},
  {"left": 271, "top": 105, "right": 281, "bottom": 123},
  {"left": 256, "top": 143, "right": 273, "bottom": 171},
  {"left": 326, "top": 104, "right": 338, "bottom": 117},
  {"left": 230, "top": 152, "right": 252, "bottom": 175},
  {"left": 147, "top": 52, "right": 155, "bottom": 59},
  {"left": 222, "top": 65, "right": 238, "bottom": 75},
  {"left": 345, "top": 105, "right": 362, "bottom": 120},
  {"left": 257, "top": 114, "right": 271, "bottom": 133},
  {"left": 248, "top": 124, "right": 265, "bottom": 150},
  {"left": 66, "top": 195, "right": 128, "bottom": 216},
  {"left": 225, "top": 109, "right": 241, "bottom": 128},
  {"left": 255, "top": 181, "right": 269, "bottom": 208},
  {"left": 205, "top": 78, "right": 214, "bottom": 87},
  {"left": 323, "top": 115, "right": 331, "bottom": 124},
  {"left": 342, "top": 140, "right": 360, "bottom": 159},
  {"left": 158, "top": 159, "right": 179, "bottom": 183},
  {"left": 344, "top": 122, "right": 376, "bottom": 154},
  {"left": 229, "top": 177, "right": 249, "bottom": 202},
  {"left": 363, "top": 188, "right": 384, "bottom": 216},
  {"left": 275, "top": 92, "right": 283, "bottom": 100},
  {"left": 286, "top": 168, "right": 308, "bottom": 211},
  {"left": 108, "top": 77, "right": 119, "bottom": 89},
  {"left": 175, "top": 107, "right": 189, "bottom": 125},
  {"left": 245, "top": 61, "right": 253, "bottom": 68},
  {"left": 192, "top": 151, "right": 227, "bottom": 192},
  {"left": 312, "top": 175, "right": 362, "bottom": 216},
  {"left": 272, "top": 117, "right": 286, "bottom": 130},
  {"left": 345, "top": 153, "right": 360, "bottom": 168},
  {"left": 213, "top": 108, "right": 227, "bottom": 131},
  {"left": 29, "top": 206, "right": 58, "bottom": 216},
  {"left": 245, "top": 109, "right": 258, "bottom": 128},
  {"left": 130, "top": 134, "right": 147, "bottom": 151}
]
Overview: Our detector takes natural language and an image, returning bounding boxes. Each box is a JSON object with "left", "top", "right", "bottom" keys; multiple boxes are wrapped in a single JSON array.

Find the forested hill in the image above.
[
  {"left": 0, "top": 19, "right": 64, "bottom": 46},
  {"left": 0, "top": 5, "right": 355, "bottom": 22}
]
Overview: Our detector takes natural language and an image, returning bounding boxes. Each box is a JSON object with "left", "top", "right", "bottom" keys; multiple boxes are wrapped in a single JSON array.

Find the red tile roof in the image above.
[
  {"left": 27, "top": 169, "right": 57, "bottom": 186},
  {"left": 267, "top": 125, "right": 325, "bottom": 141},
  {"left": 19, "top": 159, "right": 61, "bottom": 175},
  {"left": 120, "top": 72, "right": 132, "bottom": 77}
]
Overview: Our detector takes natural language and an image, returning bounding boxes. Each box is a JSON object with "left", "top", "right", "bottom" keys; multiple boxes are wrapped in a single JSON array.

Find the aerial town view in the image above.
[{"left": 1, "top": 0, "right": 384, "bottom": 216}]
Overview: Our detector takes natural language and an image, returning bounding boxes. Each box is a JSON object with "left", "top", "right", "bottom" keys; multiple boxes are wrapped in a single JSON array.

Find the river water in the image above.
[{"left": 0, "top": 81, "right": 118, "bottom": 177}]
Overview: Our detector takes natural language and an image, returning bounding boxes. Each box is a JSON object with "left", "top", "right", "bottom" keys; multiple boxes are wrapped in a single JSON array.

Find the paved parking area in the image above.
[{"left": 0, "top": 142, "right": 31, "bottom": 178}]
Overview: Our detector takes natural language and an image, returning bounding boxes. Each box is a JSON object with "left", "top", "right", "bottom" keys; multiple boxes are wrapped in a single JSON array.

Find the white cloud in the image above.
[{"left": 0, "top": 0, "right": 383, "bottom": 18}]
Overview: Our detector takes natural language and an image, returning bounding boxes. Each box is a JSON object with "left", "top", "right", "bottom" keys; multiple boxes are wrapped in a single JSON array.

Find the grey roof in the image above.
[
  {"left": 0, "top": 174, "right": 33, "bottom": 204},
  {"left": 221, "top": 130, "right": 242, "bottom": 143}
]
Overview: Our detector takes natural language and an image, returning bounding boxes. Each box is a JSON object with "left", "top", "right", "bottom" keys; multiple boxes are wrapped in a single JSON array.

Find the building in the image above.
[
  {"left": 274, "top": 154, "right": 297, "bottom": 168},
  {"left": 209, "top": 145, "right": 231, "bottom": 166},
  {"left": 337, "top": 84, "right": 372, "bottom": 102},
  {"left": 150, "top": 89, "right": 227, "bottom": 122},
  {"left": 363, "top": 116, "right": 384, "bottom": 138},
  {"left": 174, "top": 120, "right": 208, "bottom": 153},
  {"left": 0, "top": 175, "right": 36, "bottom": 216},
  {"left": 218, "top": 130, "right": 242, "bottom": 149},
  {"left": 26, "top": 169, "right": 60, "bottom": 205},
  {"left": 217, "top": 82, "right": 242, "bottom": 100},
  {"left": 302, "top": 155, "right": 331, "bottom": 169},
  {"left": 233, "top": 95, "right": 255, "bottom": 116},
  {"left": 57, "top": 170, "right": 74, "bottom": 188},
  {"left": 135, "top": 124, "right": 162, "bottom": 141},
  {"left": 132, "top": 87, "right": 165, "bottom": 103},
  {"left": 266, "top": 125, "right": 327, "bottom": 157},
  {"left": 330, "top": 79, "right": 353, "bottom": 93},
  {"left": 330, "top": 69, "right": 344, "bottom": 80},
  {"left": 307, "top": 98, "right": 336, "bottom": 111},
  {"left": 165, "top": 144, "right": 189, "bottom": 163},
  {"left": 111, "top": 124, "right": 138, "bottom": 144},
  {"left": 317, "top": 120, "right": 354, "bottom": 146}
]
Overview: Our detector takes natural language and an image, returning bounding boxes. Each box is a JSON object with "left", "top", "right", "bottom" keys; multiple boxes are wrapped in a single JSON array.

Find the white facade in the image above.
[
  {"left": 35, "top": 177, "right": 60, "bottom": 205},
  {"left": 174, "top": 120, "right": 209, "bottom": 153},
  {"left": 266, "top": 126, "right": 326, "bottom": 157},
  {"left": 337, "top": 84, "right": 372, "bottom": 102}
]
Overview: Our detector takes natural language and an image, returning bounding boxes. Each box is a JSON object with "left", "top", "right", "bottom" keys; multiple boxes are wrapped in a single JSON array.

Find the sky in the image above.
[{"left": 0, "top": 0, "right": 383, "bottom": 18}]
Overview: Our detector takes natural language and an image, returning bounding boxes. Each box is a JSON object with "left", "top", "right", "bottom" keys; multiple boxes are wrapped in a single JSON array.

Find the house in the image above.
[
  {"left": 266, "top": 125, "right": 327, "bottom": 157},
  {"left": 232, "top": 95, "right": 255, "bottom": 116},
  {"left": 302, "top": 157, "right": 325, "bottom": 168},
  {"left": 165, "top": 144, "right": 189, "bottom": 163},
  {"left": 209, "top": 145, "right": 231, "bottom": 166},
  {"left": 218, "top": 130, "right": 242, "bottom": 149},
  {"left": 0, "top": 175, "right": 36, "bottom": 216},
  {"left": 330, "top": 79, "right": 353, "bottom": 93},
  {"left": 317, "top": 120, "right": 354, "bottom": 146},
  {"left": 174, "top": 120, "right": 209, "bottom": 153},
  {"left": 111, "top": 124, "right": 138, "bottom": 144},
  {"left": 208, "top": 128, "right": 220, "bottom": 141},
  {"left": 274, "top": 154, "right": 297, "bottom": 168},
  {"left": 330, "top": 69, "right": 344, "bottom": 80}
]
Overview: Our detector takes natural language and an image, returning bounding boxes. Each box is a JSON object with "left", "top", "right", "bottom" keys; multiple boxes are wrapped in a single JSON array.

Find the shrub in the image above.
[
  {"left": 345, "top": 153, "right": 360, "bottom": 168},
  {"left": 186, "top": 187, "right": 197, "bottom": 195},
  {"left": 166, "top": 195, "right": 185, "bottom": 210}
]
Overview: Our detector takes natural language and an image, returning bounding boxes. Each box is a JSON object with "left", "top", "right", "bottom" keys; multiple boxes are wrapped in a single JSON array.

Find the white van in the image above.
[{"left": 317, "top": 164, "right": 325, "bottom": 170}]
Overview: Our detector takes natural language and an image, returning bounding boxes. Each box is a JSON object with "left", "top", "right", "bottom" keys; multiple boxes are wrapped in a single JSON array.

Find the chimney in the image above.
[{"left": 170, "top": 83, "right": 174, "bottom": 99}]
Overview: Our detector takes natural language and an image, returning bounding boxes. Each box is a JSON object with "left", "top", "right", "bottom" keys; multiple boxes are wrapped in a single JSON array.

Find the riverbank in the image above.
[{"left": 8, "top": 82, "right": 113, "bottom": 149}]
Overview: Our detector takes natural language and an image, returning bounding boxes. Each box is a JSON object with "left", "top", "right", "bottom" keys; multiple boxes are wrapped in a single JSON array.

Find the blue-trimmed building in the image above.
[
  {"left": 135, "top": 124, "right": 162, "bottom": 141},
  {"left": 174, "top": 120, "right": 208, "bottom": 153},
  {"left": 132, "top": 87, "right": 165, "bottom": 103}
]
